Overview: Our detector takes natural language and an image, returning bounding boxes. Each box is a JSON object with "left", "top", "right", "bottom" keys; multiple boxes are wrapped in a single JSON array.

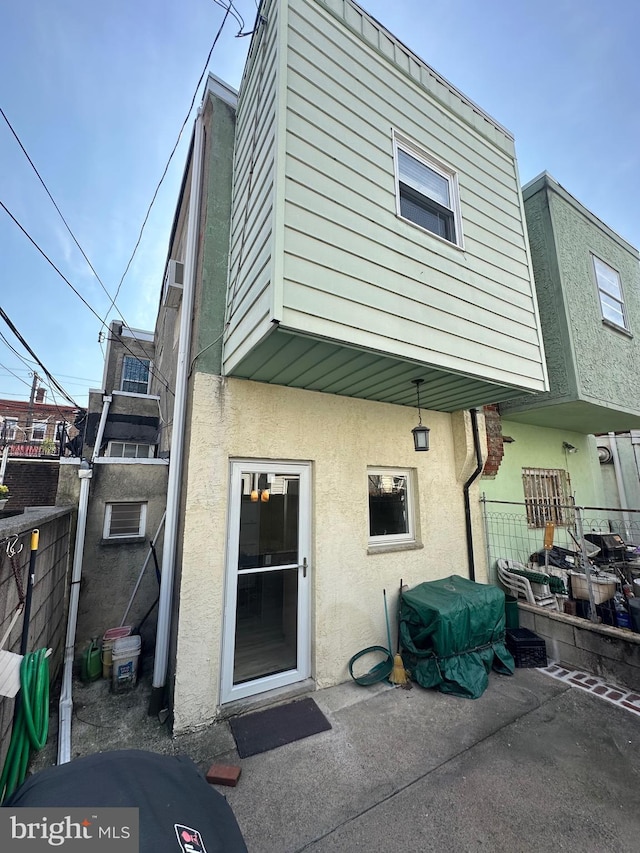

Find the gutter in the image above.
[
  {"left": 149, "top": 106, "right": 205, "bottom": 716},
  {"left": 463, "top": 408, "right": 484, "bottom": 582},
  {"left": 57, "top": 394, "right": 111, "bottom": 764}
]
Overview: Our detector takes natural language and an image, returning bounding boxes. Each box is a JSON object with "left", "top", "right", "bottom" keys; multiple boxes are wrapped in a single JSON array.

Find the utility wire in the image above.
[
  {"left": 0, "top": 198, "right": 173, "bottom": 396},
  {"left": 101, "top": 2, "right": 233, "bottom": 327},
  {"left": 0, "top": 361, "right": 32, "bottom": 389},
  {"left": 0, "top": 107, "right": 171, "bottom": 390},
  {"left": 0, "top": 306, "right": 79, "bottom": 407}
]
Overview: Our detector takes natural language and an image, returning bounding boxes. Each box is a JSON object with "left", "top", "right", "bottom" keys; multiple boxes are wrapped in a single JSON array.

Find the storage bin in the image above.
[
  {"left": 568, "top": 571, "right": 617, "bottom": 604},
  {"left": 505, "top": 627, "right": 547, "bottom": 668}
]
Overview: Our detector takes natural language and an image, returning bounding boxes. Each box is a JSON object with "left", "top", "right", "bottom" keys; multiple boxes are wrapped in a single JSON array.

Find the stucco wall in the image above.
[
  {"left": 172, "top": 374, "right": 484, "bottom": 731},
  {"left": 73, "top": 461, "right": 168, "bottom": 647}
]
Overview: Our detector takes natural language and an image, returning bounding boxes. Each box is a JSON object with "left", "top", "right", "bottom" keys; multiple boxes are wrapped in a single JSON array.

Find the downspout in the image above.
[
  {"left": 608, "top": 431, "right": 631, "bottom": 542},
  {"left": 57, "top": 394, "right": 111, "bottom": 764},
  {"left": 149, "top": 107, "right": 205, "bottom": 716},
  {"left": 463, "top": 408, "right": 484, "bottom": 582}
]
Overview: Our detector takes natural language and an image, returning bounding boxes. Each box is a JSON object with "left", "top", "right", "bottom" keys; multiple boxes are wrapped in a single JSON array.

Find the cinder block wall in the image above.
[
  {"left": 0, "top": 508, "right": 73, "bottom": 773},
  {"left": 519, "top": 603, "right": 640, "bottom": 691},
  {"left": 2, "top": 460, "right": 60, "bottom": 510}
]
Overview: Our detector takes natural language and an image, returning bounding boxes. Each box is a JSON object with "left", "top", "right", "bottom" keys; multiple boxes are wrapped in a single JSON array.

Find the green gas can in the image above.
[{"left": 81, "top": 638, "right": 102, "bottom": 682}]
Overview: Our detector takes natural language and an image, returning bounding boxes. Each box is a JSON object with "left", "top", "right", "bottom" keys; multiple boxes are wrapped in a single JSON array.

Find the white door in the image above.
[{"left": 221, "top": 461, "right": 311, "bottom": 703}]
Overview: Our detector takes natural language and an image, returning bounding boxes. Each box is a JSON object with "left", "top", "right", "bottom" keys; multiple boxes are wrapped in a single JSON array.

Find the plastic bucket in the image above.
[
  {"left": 111, "top": 635, "right": 141, "bottom": 692},
  {"left": 505, "top": 595, "right": 520, "bottom": 629},
  {"left": 102, "top": 626, "right": 132, "bottom": 679}
]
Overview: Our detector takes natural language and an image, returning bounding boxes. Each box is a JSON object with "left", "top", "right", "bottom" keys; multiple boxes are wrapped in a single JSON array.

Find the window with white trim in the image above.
[
  {"left": 2, "top": 418, "right": 18, "bottom": 440},
  {"left": 121, "top": 356, "right": 150, "bottom": 394},
  {"left": 106, "top": 441, "right": 154, "bottom": 459},
  {"left": 522, "top": 468, "right": 572, "bottom": 528},
  {"left": 394, "top": 134, "right": 462, "bottom": 246},
  {"left": 31, "top": 421, "right": 47, "bottom": 442},
  {"left": 103, "top": 502, "right": 147, "bottom": 538},
  {"left": 593, "top": 255, "right": 628, "bottom": 331},
  {"left": 368, "top": 468, "right": 415, "bottom": 545}
]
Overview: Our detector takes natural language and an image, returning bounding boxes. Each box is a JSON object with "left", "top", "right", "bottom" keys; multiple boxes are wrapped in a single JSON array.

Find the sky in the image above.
[{"left": 0, "top": 0, "right": 638, "bottom": 411}]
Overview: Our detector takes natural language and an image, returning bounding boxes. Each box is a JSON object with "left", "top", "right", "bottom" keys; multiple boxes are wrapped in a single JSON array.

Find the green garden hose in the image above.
[{"left": 0, "top": 648, "right": 49, "bottom": 803}]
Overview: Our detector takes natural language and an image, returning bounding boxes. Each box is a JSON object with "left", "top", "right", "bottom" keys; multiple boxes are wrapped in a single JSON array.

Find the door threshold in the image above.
[{"left": 219, "top": 678, "right": 316, "bottom": 720}]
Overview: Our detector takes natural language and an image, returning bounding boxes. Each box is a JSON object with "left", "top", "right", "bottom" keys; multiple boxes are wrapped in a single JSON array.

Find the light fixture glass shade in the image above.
[{"left": 412, "top": 424, "right": 430, "bottom": 451}]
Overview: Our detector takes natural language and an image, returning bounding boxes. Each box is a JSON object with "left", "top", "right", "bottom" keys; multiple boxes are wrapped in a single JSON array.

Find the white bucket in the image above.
[
  {"left": 102, "top": 626, "right": 132, "bottom": 679},
  {"left": 111, "top": 635, "right": 141, "bottom": 692}
]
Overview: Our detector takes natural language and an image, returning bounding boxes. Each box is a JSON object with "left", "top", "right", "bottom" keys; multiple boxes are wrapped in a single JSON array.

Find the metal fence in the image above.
[{"left": 481, "top": 495, "right": 640, "bottom": 588}]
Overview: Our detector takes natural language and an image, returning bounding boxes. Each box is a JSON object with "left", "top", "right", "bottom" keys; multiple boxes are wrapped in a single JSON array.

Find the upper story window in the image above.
[
  {"left": 522, "top": 467, "right": 572, "bottom": 528},
  {"left": 593, "top": 256, "right": 628, "bottom": 331},
  {"left": 394, "top": 133, "right": 462, "bottom": 247},
  {"left": 121, "top": 356, "right": 150, "bottom": 394},
  {"left": 31, "top": 421, "right": 47, "bottom": 442},
  {"left": 2, "top": 418, "right": 18, "bottom": 440}
]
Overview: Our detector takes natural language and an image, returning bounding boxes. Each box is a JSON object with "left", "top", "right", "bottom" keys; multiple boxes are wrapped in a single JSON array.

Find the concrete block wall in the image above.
[
  {"left": 518, "top": 603, "right": 640, "bottom": 691},
  {"left": 0, "top": 507, "right": 73, "bottom": 773},
  {"left": 2, "top": 460, "right": 60, "bottom": 510}
]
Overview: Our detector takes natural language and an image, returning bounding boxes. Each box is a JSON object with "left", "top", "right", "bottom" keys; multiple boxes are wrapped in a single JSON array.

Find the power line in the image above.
[
  {"left": 0, "top": 198, "right": 174, "bottom": 396},
  {"left": 100, "top": 1, "right": 233, "bottom": 325},
  {"left": 0, "top": 306, "right": 79, "bottom": 407},
  {"left": 0, "top": 107, "right": 168, "bottom": 389},
  {"left": 0, "top": 361, "right": 32, "bottom": 389}
]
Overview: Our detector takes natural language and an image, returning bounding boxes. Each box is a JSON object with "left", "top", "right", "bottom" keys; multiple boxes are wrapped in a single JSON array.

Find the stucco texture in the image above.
[{"left": 172, "top": 375, "right": 484, "bottom": 731}]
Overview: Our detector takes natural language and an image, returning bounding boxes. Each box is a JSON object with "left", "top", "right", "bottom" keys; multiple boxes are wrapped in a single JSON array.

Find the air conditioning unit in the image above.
[{"left": 162, "top": 260, "right": 184, "bottom": 308}]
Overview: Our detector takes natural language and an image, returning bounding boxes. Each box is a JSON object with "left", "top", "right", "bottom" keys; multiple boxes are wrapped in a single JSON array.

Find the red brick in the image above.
[{"left": 206, "top": 764, "right": 241, "bottom": 787}]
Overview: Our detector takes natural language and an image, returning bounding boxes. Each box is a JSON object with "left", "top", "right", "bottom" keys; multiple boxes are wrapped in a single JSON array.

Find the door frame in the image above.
[{"left": 220, "top": 459, "right": 312, "bottom": 704}]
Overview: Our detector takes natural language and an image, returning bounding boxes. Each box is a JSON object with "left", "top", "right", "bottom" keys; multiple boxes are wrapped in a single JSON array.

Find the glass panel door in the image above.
[{"left": 222, "top": 463, "right": 311, "bottom": 702}]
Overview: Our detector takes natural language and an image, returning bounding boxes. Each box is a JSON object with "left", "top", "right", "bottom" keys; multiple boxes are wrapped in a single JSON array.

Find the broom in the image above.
[{"left": 386, "top": 583, "right": 409, "bottom": 686}]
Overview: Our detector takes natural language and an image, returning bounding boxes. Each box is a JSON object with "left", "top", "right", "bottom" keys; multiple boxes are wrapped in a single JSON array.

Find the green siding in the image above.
[{"left": 502, "top": 173, "right": 640, "bottom": 433}]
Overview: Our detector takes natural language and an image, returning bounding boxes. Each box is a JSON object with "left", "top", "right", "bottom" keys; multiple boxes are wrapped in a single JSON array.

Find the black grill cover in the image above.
[{"left": 4, "top": 750, "right": 247, "bottom": 853}]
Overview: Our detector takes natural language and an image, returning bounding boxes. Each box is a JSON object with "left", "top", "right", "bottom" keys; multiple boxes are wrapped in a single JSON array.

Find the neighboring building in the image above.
[
  {"left": 153, "top": 0, "right": 548, "bottom": 731},
  {"left": 482, "top": 173, "right": 640, "bottom": 559},
  {"left": 0, "top": 391, "right": 78, "bottom": 457},
  {"left": 57, "top": 322, "right": 168, "bottom": 646}
]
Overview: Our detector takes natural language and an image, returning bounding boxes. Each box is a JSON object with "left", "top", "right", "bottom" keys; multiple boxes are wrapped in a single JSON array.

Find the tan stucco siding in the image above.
[{"left": 173, "top": 374, "right": 486, "bottom": 732}]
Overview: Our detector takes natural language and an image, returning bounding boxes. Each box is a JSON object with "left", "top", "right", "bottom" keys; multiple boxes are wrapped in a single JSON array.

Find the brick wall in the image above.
[
  {"left": 482, "top": 404, "right": 504, "bottom": 479},
  {"left": 2, "top": 460, "right": 60, "bottom": 510},
  {"left": 0, "top": 508, "right": 73, "bottom": 774}
]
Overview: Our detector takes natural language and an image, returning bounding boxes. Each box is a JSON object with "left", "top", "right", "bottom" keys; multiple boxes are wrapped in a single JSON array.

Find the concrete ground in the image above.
[{"left": 32, "top": 663, "right": 640, "bottom": 852}]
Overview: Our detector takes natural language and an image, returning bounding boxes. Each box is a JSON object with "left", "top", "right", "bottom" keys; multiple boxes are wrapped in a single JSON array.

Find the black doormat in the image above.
[{"left": 229, "top": 697, "right": 332, "bottom": 758}]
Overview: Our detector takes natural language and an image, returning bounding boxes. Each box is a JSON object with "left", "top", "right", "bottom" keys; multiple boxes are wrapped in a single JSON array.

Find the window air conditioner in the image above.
[{"left": 162, "top": 260, "right": 184, "bottom": 308}]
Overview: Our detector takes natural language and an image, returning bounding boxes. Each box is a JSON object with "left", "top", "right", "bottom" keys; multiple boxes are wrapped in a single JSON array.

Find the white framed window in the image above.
[
  {"left": 106, "top": 441, "right": 154, "bottom": 459},
  {"left": 522, "top": 468, "right": 572, "bottom": 528},
  {"left": 121, "top": 356, "right": 151, "bottom": 394},
  {"left": 31, "top": 421, "right": 47, "bottom": 442},
  {"left": 393, "top": 132, "right": 462, "bottom": 247},
  {"left": 593, "top": 255, "right": 628, "bottom": 331},
  {"left": 2, "top": 418, "right": 18, "bottom": 440},
  {"left": 103, "top": 502, "right": 147, "bottom": 539},
  {"left": 368, "top": 468, "right": 415, "bottom": 545}
]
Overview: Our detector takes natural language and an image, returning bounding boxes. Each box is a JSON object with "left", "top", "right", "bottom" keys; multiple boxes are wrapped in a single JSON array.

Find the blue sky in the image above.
[{"left": 0, "top": 0, "right": 638, "bottom": 409}]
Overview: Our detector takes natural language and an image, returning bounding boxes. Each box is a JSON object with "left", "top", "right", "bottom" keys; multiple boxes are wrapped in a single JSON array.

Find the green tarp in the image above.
[{"left": 400, "top": 575, "right": 514, "bottom": 699}]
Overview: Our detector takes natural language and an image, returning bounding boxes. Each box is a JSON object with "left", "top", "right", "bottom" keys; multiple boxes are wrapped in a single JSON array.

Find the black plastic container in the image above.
[{"left": 505, "top": 627, "right": 547, "bottom": 668}]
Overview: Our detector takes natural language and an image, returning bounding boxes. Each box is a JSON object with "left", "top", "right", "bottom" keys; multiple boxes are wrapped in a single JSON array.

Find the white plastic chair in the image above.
[{"left": 497, "top": 559, "right": 559, "bottom": 611}]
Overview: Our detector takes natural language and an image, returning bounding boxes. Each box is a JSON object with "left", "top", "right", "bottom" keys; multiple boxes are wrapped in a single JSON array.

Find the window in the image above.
[
  {"left": 394, "top": 134, "right": 462, "bottom": 246},
  {"left": 522, "top": 468, "right": 572, "bottom": 528},
  {"left": 107, "top": 441, "right": 154, "bottom": 459},
  {"left": 2, "top": 418, "right": 18, "bottom": 440},
  {"left": 31, "top": 421, "right": 47, "bottom": 442},
  {"left": 103, "top": 502, "right": 147, "bottom": 538},
  {"left": 593, "top": 256, "right": 628, "bottom": 331},
  {"left": 368, "top": 468, "right": 415, "bottom": 545},
  {"left": 121, "top": 356, "right": 150, "bottom": 394}
]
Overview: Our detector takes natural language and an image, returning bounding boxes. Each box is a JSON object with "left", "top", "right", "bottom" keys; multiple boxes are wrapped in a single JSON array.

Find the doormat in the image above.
[{"left": 229, "top": 697, "right": 332, "bottom": 758}]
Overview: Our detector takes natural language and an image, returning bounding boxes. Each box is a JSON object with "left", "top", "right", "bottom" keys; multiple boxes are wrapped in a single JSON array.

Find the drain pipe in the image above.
[
  {"left": 149, "top": 108, "right": 205, "bottom": 716},
  {"left": 463, "top": 408, "right": 484, "bottom": 582},
  {"left": 608, "top": 432, "right": 632, "bottom": 542},
  {"left": 57, "top": 395, "right": 111, "bottom": 764}
]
